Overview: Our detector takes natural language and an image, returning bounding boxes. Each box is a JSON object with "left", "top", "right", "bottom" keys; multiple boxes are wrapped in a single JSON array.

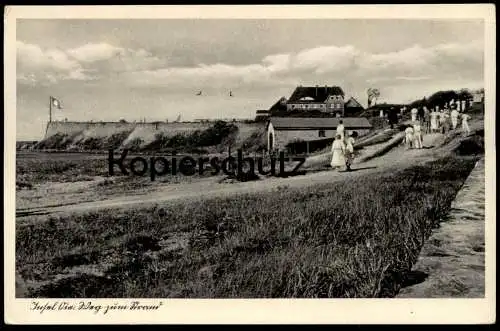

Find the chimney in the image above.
[
  {"left": 315, "top": 85, "right": 319, "bottom": 97},
  {"left": 324, "top": 85, "right": 328, "bottom": 94}
]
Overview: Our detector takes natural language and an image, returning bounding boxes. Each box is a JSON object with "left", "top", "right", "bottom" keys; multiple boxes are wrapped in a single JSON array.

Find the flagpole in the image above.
[{"left": 49, "top": 96, "right": 52, "bottom": 123}]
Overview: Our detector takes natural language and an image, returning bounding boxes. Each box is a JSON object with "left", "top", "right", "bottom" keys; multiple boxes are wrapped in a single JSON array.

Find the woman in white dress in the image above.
[
  {"left": 461, "top": 113, "right": 471, "bottom": 136},
  {"left": 430, "top": 109, "right": 439, "bottom": 133},
  {"left": 404, "top": 125, "right": 414, "bottom": 150},
  {"left": 330, "top": 134, "right": 346, "bottom": 170},
  {"left": 336, "top": 120, "right": 345, "bottom": 143},
  {"left": 450, "top": 107, "right": 460, "bottom": 130},
  {"left": 438, "top": 110, "right": 449, "bottom": 134},
  {"left": 413, "top": 121, "right": 423, "bottom": 149},
  {"left": 411, "top": 108, "right": 418, "bottom": 122}
]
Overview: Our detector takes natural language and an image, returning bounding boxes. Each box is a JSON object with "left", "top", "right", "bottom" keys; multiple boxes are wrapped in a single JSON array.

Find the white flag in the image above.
[{"left": 51, "top": 96, "right": 62, "bottom": 109}]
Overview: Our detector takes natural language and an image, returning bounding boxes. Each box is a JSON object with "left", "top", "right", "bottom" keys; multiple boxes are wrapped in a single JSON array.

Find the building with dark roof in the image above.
[
  {"left": 269, "top": 97, "right": 288, "bottom": 112},
  {"left": 267, "top": 116, "right": 372, "bottom": 153},
  {"left": 286, "top": 85, "right": 345, "bottom": 116},
  {"left": 344, "top": 97, "right": 365, "bottom": 116}
]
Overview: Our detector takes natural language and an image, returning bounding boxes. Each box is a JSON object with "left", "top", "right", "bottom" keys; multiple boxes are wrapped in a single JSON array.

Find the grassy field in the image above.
[{"left": 16, "top": 152, "right": 479, "bottom": 298}]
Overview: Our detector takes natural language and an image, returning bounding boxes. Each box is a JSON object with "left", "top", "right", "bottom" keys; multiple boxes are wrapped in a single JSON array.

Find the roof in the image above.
[
  {"left": 287, "top": 86, "right": 345, "bottom": 103},
  {"left": 345, "top": 97, "right": 364, "bottom": 109},
  {"left": 269, "top": 117, "right": 372, "bottom": 130},
  {"left": 256, "top": 110, "right": 269, "bottom": 114},
  {"left": 269, "top": 97, "right": 288, "bottom": 112}
]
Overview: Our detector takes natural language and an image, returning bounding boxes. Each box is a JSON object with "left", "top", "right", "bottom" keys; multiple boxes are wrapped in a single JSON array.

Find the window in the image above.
[
  {"left": 330, "top": 104, "right": 335, "bottom": 109},
  {"left": 319, "top": 130, "right": 326, "bottom": 137}
]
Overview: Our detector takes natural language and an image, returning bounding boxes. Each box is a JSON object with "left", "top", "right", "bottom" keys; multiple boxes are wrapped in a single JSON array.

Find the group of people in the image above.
[
  {"left": 330, "top": 120, "right": 358, "bottom": 171},
  {"left": 405, "top": 103, "right": 472, "bottom": 150}
]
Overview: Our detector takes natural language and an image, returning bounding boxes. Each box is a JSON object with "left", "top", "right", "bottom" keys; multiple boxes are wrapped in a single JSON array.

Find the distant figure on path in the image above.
[
  {"left": 418, "top": 107, "right": 425, "bottom": 122},
  {"left": 439, "top": 110, "right": 449, "bottom": 134},
  {"left": 330, "top": 134, "right": 346, "bottom": 170},
  {"left": 413, "top": 121, "right": 423, "bottom": 149},
  {"left": 461, "top": 113, "right": 471, "bottom": 136},
  {"left": 388, "top": 108, "right": 398, "bottom": 129},
  {"left": 423, "top": 106, "right": 431, "bottom": 133},
  {"left": 404, "top": 125, "right": 415, "bottom": 150},
  {"left": 451, "top": 107, "right": 460, "bottom": 130},
  {"left": 430, "top": 108, "right": 439, "bottom": 133},
  {"left": 443, "top": 109, "right": 452, "bottom": 133},
  {"left": 336, "top": 120, "right": 345, "bottom": 143},
  {"left": 411, "top": 108, "right": 418, "bottom": 122},
  {"left": 345, "top": 131, "right": 357, "bottom": 171}
]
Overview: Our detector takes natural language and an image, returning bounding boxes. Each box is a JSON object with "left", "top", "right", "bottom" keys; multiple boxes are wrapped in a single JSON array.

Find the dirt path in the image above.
[
  {"left": 16, "top": 133, "right": 445, "bottom": 218},
  {"left": 398, "top": 157, "right": 485, "bottom": 298}
]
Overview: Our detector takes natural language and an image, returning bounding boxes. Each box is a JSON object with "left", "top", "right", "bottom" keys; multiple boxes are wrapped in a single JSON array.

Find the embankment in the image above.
[{"left": 36, "top": 121, "right": 267, "bottom": 152}]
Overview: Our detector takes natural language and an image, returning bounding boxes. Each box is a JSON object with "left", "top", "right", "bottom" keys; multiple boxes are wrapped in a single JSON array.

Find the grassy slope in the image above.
[{"left": 16, "top": 153, "right": 479, "bottom": 298}]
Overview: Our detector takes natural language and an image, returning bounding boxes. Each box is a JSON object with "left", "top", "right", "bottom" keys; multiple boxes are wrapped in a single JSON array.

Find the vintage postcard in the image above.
[{"left": 4, "top": 4, "right": 496, "bottom": 325}]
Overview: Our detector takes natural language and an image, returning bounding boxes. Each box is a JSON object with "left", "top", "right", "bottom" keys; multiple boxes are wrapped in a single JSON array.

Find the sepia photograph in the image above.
[{"left": 4, "top": 4, "right": 496, "bottom": 324}]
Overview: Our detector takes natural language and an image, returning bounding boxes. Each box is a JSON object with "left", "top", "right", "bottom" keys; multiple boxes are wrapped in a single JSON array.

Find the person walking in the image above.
[
  {"left": 461, "top": 112, "right": 471, "bottom": 136},
  {"left": 345, "top": 131, "right": 357, "bottom": 171},
  {"left": 423, "top": 106, "right": 431, "bottom": 133},
  {"left": 411, "top": 107, "right": 418, "bottom": 122},
  {"left": 413, "top": 121, "right": 424, "bottom": 149},
  {"left": 404, "top": 125, "right": 415, "bottom": 150},
  {"left": 418, "top": 107, "right": 425, "bottom": 122},
  {"left": 438, "top": 109, "right": 448, "bottom": 134},
  {"left": 443, "top": 109, "right": 451, "bottom": 133},
  {"left": 336, "top": 119, "right": 345, "bottom": 143},
  {"left": 330, "top": 134, "right": 346, "bottom": 170},
  {"left": 450, "top": 106, "right": 460, "bottom": 130},
  {"left": 430, "top": 108, "right": 439, "bottom": 133},
  {"left": 388, "top": 108, "right": 398, "bottom": 129}
]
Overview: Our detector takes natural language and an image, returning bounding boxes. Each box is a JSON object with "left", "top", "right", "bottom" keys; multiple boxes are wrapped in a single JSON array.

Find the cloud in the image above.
[
  {"left": 17, "top": 39, "right": 483, "bottom": 93},
  {"left": 16, "top": 41, "right": 166, "bottom": 85},
  {"left": 16, "top": 41, "right": 91, "bottom": 85},
  {"left": 122, "top": 39, "right": 483, "bottom": 92}
]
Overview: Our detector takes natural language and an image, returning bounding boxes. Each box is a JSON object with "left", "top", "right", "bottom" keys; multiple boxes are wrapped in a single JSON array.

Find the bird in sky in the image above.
[{"left": 196, "top": 90, "right": 202, "bottom": 96}]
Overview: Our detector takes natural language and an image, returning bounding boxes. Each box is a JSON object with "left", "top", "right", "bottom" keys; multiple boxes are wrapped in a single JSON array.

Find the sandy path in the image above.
[{"left": 16, "top": 133, "right": 445, "bottom": 218}]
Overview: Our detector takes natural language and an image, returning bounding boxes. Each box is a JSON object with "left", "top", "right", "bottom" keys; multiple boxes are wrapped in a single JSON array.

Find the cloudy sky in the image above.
[{"left": 16, "top": 19, "right": 484, "bottom": 140}]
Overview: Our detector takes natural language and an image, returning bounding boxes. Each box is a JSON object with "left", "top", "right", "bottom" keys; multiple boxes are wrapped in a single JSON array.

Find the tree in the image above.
[
  {"left": 427, "top": 90, "right": 458, "bottom": 108},
  {"left": 367, "top": 88, "right": 381, "bottom": 108}
]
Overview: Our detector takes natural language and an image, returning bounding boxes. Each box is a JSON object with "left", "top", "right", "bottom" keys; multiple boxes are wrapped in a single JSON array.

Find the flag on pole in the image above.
[{"left": 50, "top": 96, "right": 63, "bottom": 109}]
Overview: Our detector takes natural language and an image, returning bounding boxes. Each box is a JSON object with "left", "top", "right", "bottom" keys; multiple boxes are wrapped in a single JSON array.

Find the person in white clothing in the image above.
[
  {"left": 461, "top": 113, "right": 471, "bottom": 136},
  {"left": 344, "top": 131, "right": 357, "bottom": 171},
  {"left": 413, "top": 122, "right": 423, "bottom": 149},
  {"left": 336, "top": 120, "right": 345, "bottom": 143},
  {"left": 330, "top": 134, "right": 346, "bottom": 170},
  {"left": 430, "top": 109, "right": 439, "bottom": 133},
  {"left": 411, "top": 108, "right": 418, "bottom": 122},
  {"left": 438, "top": 110, "right": 449, "bottom": 134},
  {"left": 450, "top": 107, "right": 460, "bottom": 130},
  {"left": 404, "top": 126, "right": 414, "bottom": 149}
]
